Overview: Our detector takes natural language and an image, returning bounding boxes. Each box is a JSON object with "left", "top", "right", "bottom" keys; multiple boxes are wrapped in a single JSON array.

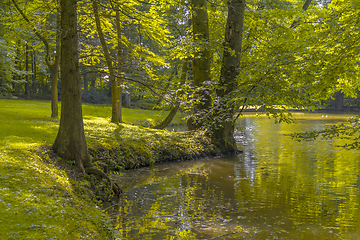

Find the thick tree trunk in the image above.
[
  {"left": 192, "top": 0, "right": 211, "bottom": 110},
  {"left": 212, "top": 0, "right": 245, "bottom": 154},
  {"left": 53, "top": 0, "right": 91, "bottom": 173},
  {"left": 92, "top": 0, "right": 120, "bottom": 123}
]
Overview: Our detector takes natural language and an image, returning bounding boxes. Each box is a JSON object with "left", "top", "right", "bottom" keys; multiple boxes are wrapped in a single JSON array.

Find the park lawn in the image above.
[{"left": 0, "top": 99, "right": 212, "bottom": 239}]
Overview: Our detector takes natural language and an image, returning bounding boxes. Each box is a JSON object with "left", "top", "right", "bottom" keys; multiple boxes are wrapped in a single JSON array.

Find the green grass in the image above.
[{"left": 0, "top": 99, "right": 212, "bottom": 239}]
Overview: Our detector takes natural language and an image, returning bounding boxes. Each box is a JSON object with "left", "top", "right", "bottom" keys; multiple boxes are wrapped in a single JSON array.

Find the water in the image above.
[{"left": 110, "top": 113, "right": 360, "bottom": 239}]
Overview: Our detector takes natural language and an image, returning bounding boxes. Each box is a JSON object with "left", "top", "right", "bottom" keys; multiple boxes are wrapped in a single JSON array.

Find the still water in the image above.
[{"left": 111, "top": 113, "right": 360, "bottom": 239}]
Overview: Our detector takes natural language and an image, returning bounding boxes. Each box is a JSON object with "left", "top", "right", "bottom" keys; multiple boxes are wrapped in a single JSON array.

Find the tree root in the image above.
[{"left": 86, "top": 167, "right": 122, "bottom": 199}]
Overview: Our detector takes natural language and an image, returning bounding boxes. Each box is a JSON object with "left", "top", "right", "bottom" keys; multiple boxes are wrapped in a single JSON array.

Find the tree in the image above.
[
  {"left": 210, "top": 0, "right": 246, "bottom": 153},
  {"left": 92, "top": 0, "right": 121, "bottom": 123},
  {"left": 53, "top": 0, "right": 90, "bottom": 172},
  {"left": 53, "top": 0, "right": 120, "bottom": 197},
  {"left": 191, "top": 0, "right": 211, "bottom": 110},
  {"left": 11, "top": 0, "right": 60, "bottom": 117}
]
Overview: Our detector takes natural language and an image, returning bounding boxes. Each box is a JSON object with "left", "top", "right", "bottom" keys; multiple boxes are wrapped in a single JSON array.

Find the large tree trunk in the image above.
[
  {"left": 92, "top": 0, "right": 121, "bottom": 123},
  {"left": 211, "top": 0, "right": 245, "bottom": 154},
  {"left": 53, "top": 0, "right": 91, "bottom": 173},
  {"left": 192, "top": 0, "right": 211, "bottom": 110}
]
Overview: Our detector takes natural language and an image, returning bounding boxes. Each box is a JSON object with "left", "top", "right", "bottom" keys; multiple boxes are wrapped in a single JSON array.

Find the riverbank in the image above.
[{"left": 0, "top": 99, "right": 215, "bottom": 239}]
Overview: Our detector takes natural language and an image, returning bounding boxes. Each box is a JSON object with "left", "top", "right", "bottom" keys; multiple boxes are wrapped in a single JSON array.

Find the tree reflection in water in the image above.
[{"left": 109, "top": 113, "right": 360, "bottom": 240}]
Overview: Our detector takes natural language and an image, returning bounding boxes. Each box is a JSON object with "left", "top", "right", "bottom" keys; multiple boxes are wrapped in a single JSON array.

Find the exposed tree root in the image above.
[{"left": 86, "top": 167, "right": 122, "bottom": 199}]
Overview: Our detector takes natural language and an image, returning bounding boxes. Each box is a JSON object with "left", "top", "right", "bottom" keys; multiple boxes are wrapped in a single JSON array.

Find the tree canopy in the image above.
[{"left": 1, "top": 0, "right": 360, "bottom": 152}]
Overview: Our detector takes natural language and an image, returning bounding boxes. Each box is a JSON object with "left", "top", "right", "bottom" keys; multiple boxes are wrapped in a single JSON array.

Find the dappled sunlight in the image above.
[
  {"left": 0, "top": 147, "right": 113, "bottom": 239},
  {"left": 0, "top": 99, "right": 205, "bottom": 239}
]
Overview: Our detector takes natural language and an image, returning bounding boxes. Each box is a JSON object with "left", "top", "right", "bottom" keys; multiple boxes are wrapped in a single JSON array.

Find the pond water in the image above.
[{"left": 110, "top": 112, "right": 360, "bottom": 239}]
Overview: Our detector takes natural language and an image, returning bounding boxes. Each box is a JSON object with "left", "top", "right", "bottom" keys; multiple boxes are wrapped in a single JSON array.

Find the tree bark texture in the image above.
[
  {"left": 212, "top": 0, "right": 245, "bottom": 154},
  {"left": 92, "top": 0, "right": 121, "bottom": 123},
  {"left": 192, "top": 0, "right": 211, "bottom": 110},
  {"left": 53, "top": 0, "right": 91, "bottom": 173}
]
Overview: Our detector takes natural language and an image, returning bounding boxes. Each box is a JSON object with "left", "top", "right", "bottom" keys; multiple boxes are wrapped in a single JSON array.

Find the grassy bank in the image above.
[{"left": 0, "top": 99, "right": 214, "bottom": 239}]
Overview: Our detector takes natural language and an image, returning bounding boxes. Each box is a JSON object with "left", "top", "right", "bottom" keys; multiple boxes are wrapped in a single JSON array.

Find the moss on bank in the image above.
[
  {"left": 84, "top": 120, "right": 215, "bottom": 170},
  {"left": 0, "top": 99, "right": 215, "bottom": 239}
]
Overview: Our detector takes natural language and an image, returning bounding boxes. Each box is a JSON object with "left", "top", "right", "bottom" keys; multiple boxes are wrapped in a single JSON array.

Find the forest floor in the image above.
[{"left": 0, "top": 99, "right": 214, "bottom": 239}]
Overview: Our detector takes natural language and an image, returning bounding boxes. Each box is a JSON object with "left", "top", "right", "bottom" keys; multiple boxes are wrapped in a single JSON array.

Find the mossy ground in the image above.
[{"left": 0, "top": 99, "right": 214, "bottom": 239}]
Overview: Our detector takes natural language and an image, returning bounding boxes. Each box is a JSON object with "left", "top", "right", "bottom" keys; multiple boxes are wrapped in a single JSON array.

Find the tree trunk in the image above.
[
  {"left": 92, "top": 0, "right": 120, "bottom": 123},
  {"left": 83, "top": 72, "right": 89, "bottom": 93},
  {"left": 53, "top": 0, "right": 91, "bottom": 173},
  {"left": 31, "top": 48, "right": 37, "bottom": 94},
  {"left": 12, "top": 0, "right": 60, "bottom": 116},
  {"left": 211, "top": 0, "right": 245, "bottom": 154},
  {"left": 50, "top": 64, "right": 59, "bottom": 117},
  {"left": 25, "top": 43, "right": 29, "bottom": 96},
  {"left": 154, "top": 59, "right": 188, "bottom": 129},
  {"left": 116, "top": 8, "right": 123, "bottom": 123},
  {"left": 192, "top": 0, "right": 211, "bottom": 110},
  {"left": 50, "top": 8, "right": 61, "bottom": 117},
  {"left": 330, "top": 91, "right": 344, "bottom": 110},
  {"left": 124, "top": 85, "right": 131, "bottom": 108}
]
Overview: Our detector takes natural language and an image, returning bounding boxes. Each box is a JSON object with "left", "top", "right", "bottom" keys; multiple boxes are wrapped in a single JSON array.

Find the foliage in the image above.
[{"left": 288, "top": 115, "right": 360, "bottom": 149}]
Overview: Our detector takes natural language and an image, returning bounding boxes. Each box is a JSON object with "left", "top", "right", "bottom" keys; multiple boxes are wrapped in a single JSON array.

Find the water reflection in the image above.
[{"left": 110, "top": 113, "right": 360, "bottom": 239}]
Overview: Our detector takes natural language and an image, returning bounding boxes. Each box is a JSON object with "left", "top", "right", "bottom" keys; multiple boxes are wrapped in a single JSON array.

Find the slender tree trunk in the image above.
[
  {"left": 51, "top": 8, "right": 61, "bottom": 117},
  {"left": 83, "top": 73, "right": 89, "bottom": 93},
  {"left": 53, "top": 0, "right": 91, "bottom": 173},
  {"left": 31, "top": 48, "right": 37, "bottom": 94},
  {"left": 12, "top": 0, "right": 60, "bottom": 116},
  {"left": 116, "top": 8, "right": 123, "bottom": 123},
  {"left": 50, "top": 64, "right": 59, "bottom": 117},
  {"left": 212, "top": 0, "right": 245, "bottom": 154},
  {"left": 25, "top": 43, "right": 29, "bottom": 96},
  {"left": 154, "top": 59, "right": 188, "bottom": 129},
  {"left": 92, "top": 0, "right": 120, "bottom": 123}
]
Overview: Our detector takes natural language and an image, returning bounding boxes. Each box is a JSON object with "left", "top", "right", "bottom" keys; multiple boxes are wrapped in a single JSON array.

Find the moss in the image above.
[{"left": 0, "top": 99, "right": 216, "bottom": 239}]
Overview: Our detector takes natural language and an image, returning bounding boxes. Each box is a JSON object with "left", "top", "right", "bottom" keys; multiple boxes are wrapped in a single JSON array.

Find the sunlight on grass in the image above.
[{"left": 0, "top": 99, "right": 197, "bottom": 239}]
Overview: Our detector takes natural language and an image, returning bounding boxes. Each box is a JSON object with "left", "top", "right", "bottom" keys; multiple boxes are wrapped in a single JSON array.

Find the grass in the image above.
[{"left": 0, "top": 99, "right": 213, "bottom": 239}]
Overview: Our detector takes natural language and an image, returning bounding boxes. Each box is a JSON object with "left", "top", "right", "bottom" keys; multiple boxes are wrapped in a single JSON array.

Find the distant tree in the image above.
[{"left": 11, "top": 0, "right": 60, "bottom": 117}]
